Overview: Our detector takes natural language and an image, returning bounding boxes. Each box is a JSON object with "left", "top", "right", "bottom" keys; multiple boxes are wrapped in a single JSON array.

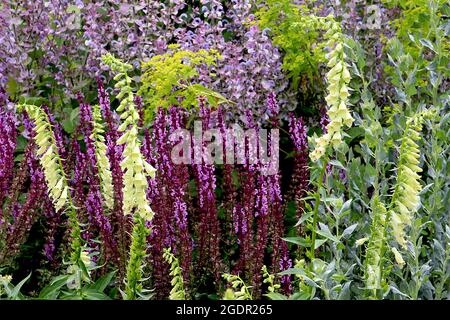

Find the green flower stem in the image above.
[
  {"left": 310, "top": 160, "right": 328, "bottom": 260},
  {"left": 364, "top": 139, "right": 384, "bottom": 299}
]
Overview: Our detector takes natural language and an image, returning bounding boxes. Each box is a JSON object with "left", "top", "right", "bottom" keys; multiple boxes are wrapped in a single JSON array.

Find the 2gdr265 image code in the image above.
[{"left": 175, "top": 304, "right": 273, "bottom": 317}]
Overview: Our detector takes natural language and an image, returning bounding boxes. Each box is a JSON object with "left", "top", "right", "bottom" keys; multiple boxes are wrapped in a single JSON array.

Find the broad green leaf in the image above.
[
  {"left": 91, "top": 270, "right": 116, "bottom": 293},
  {"left": 265, "top": 292, "right": 288, "bottom": 300},
  {"left": 328, "top": 160, "right": 345, "bottom": 169},
  {"left": 316, "top": 229, "right": 339, "bottom": 243},
  {"left": 295, "top": 212, "right": 313, "bottom": 227},
  {"left": 341, "top": 223, "right": 358, "bottom": 239},
  {"left": 282, "top": 237, "right": 310, "bottom": 247},
  {"left": 60, "top": 292, "right": 83, "bottom": 300},
  {"left": 82, "top": 289, "right": 112, "bottom": 300},
  {"left": 282, "top": 237, "right": 326, "bottom": 249},
  {"left": 339, "top": 199, "right": 353, "bottom": 217},
  {"left": 314, "top": 238, "right": 328, "bottom": 250},
  {"left": 338, "top": 281, "right": 352, "bottom": 300},
  {"left": 39, "top": 275, "right": 71, "bottom": 299},
  {"left": 62, "top": 119, "right": 75, "bottom": 134},
  {"left": 419, "top": 38, "right": 435, "bottom": 52},
  {"left": 10, "top": 273, "right": 32, "bottom": 300}
]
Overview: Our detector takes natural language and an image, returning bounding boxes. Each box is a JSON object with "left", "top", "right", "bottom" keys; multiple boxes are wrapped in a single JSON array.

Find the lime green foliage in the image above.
[
  {"left": 102, "top": 53, "right": 156, "bottom": 300},
  {"left": 163, "top": 248, "right": 187, "bottom": 300},
  {"left": 22, "top": 104, "right": 82, "bottom": 266},
  {"left": 254, "top": 0, "right": 333, "bottom": 88},
  {"left": 222, "top": 273, "right": 253, "bottom": 300},
  {"left": 384, "top": 0, "right": 448, "bottom": 52},
  {"left": 139, "top": 44, "right": 227, "bottom": 119},
  {"left": 384, "top": 0, "right": 440, "bottom": 31}
]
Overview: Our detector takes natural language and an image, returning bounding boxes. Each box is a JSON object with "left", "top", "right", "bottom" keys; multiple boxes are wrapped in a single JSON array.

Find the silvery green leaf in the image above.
[
  {"left": 282, "top": 237, "right": 310, "bottom": 247},
  {"left": 10, "top": 273, "right": 31, "bottom": 300},
  {"left": 419, "top": 38, "right": 436, "bottom": 52},
  {"left": 317, "top": 223, "right": 339, "bottom": 243},
  {"left": 314, "top": 239, "right": 328, "bottom": 249},
  {"left": 338, "top": 282, "right": 352, "bottom": 300},
  {"left": 295, "top": 212, "right": 313, "bottom": 226},
  {"left": 341, "top": 223, "right": 358, "bottom": 239},
  {"left": 329, "top": 160, "right": 345, "bottom": 169},
  {"left": 339, "top": 199, "right": 353, "bottom": 217},
  {"left": 390, "top": 285, "right": 411, "bottom": 299}
]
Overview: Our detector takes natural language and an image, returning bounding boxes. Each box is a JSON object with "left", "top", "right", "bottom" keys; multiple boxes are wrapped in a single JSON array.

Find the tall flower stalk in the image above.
[
  {"left": 163, "top": 248, "right": 187, "bottom": 300},
  {"left": 78, "top": 96, "right": 117, "bottom": 265},
  {"left": 22, "top": 104, "right": 82, "bottom": 266},
  {"left": 194, "top": 99, "right": 221, "bottom": 283},
  {"left": 97, "top": 78, "right": 128, "bottom": 276},
  {"left": 144, "top": 106, "right": 192, "bottom": 298},
  {"left": 288, "top": 113, "right": 309, "bottom": 233},
  {"left": 0, "top": 111, "right": 16, "bottom": 215},
  {"left": 146, "top": 108, "right": 174, "bottom": 298},
  {"left": 101, "top": 54, "right": 156, "bottom": 300},
  {"left": 310, "top": 19, "right": 354, "bottom": 161},
  {"left": 364, "top": 110, "right": 433, "bottom": 298},
  {"left": 388, "top": 115, "right": 428, "bottom": 248},
  {"left": 0, "top": 113, "right": 50, "bottom": 264}
]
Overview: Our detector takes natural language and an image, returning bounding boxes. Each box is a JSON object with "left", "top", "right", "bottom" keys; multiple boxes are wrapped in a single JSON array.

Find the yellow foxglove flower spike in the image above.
[
  {"left": 102, "top": 53, "right": 156, "bottom": 300},
  {"left": 91, "top": 104, "right": 114, "bottom": 209},
  {"left": 21, "top": 104, "right": 83, "bottom": 266},
  {"left": 310, "top": 20, "right": 354, "bottom": 162},
  {"left": 388, "top": 112, "right": 432, "bottom": 249},
  {"left": 163, "top": 248, "right": 187, "bottom": 300}
]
